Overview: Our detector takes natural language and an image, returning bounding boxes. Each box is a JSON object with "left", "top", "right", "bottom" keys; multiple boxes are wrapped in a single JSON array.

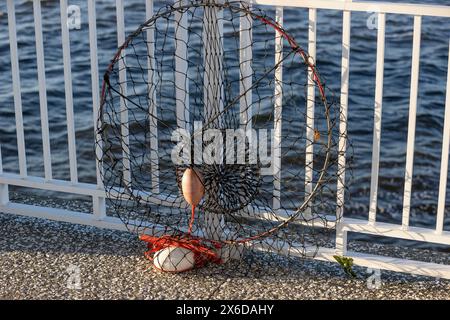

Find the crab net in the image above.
[{"left": 97, "top": 0, "right": 351, "bottom": 272}]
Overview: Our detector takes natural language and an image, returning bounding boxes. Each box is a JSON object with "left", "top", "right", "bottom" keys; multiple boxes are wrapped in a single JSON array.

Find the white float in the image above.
[{"left": 153, "top": 246, "right": 196, "bottom": 272}]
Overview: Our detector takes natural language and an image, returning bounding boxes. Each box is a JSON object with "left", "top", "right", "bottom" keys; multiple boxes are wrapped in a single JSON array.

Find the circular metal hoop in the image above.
[{"left": 98, "top": 0, "right": 339, "bottom": 248}]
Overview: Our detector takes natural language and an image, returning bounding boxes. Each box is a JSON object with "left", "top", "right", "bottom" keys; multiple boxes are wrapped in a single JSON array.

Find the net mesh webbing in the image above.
[{"left": 97, "top": 0, "right": 352, "bottom": 272}]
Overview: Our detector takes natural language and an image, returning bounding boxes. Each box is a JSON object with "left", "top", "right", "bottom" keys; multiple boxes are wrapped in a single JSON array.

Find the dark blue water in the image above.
[{"left": 0, "top": 0, "right": 449, "bottom": 230}]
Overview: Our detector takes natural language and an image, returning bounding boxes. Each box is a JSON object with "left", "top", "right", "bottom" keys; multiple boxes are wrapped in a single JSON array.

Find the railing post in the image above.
[
  {"left": 305, "top": 7, "right": 317, "bottom": 217},
  {"left": 273, "top": 6, "right": 283, "bottom": 212},
  {"left": 203, "top": 1, "right": 226, "bottom": 241},
  {"left": 436, "top": 41, "right": 450, "bottom": 234},
  {"left": 60, "top": 0, "right": 78, "bottom": 183},
  {"left": 116, "top": 0, "right": 132, "bottom": 187},
  {"left": 93, "top": 196, "right": 106, "bottom": 220},
  {"left": 33, "top": 0, "right": 52, "bottom": 181},
  {"left": 368, "top": 12, "right": 386, "bottom": 225},
  {"left": 7, "top": 0, "right": 27, "bottom": 178},
  {"left": 0, "top": 145, "right": 9, "bottom": 206},
  {"left": 240, "top": 1, "right": 253, "bottom": 129},
  {"left": 88, "top": 0, "right": 106, "bottom": 220},
  {"left": 335, "top": 9, "right": 351, "bottom": 255},
  {"left": 0, "top": 185, "right": 8, "bottom": 206},
  {"left": 402, "top": 15, "right": 422, "bottom": 230},
  {"left": 175, "top": 0, "right": 190, "bottom": 130},
  {"left": 147, "top": 0, "right": 160, "bottom": 194}
]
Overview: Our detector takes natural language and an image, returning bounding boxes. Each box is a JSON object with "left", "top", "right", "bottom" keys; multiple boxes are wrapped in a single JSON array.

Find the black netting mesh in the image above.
[{"left": 97, "top": 0, "right": 351, "bottom": 272}]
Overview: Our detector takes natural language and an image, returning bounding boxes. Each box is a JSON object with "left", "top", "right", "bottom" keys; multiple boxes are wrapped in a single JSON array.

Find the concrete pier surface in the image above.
[{"left": 0, "top": 194, "right": 449, "bottom": 300}]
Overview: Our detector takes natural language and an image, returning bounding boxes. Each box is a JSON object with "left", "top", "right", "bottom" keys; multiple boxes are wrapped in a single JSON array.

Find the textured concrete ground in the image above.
[{"left": 0, "top": 194, "right": 449, "bottom": 300}]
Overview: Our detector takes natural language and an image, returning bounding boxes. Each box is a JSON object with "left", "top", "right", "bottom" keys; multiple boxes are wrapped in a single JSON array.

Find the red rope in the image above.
[
  {"left": 139, "top": 205, "right": 223, "bottom": 271},
  {"left": 140, "top": 234, "right": 222, "bottom": 271},
  {"left": 256, "top": 14, "right": 327, "bottom": 99},
  {"left": 187, "top": 205, "right": 195, "bottom": 235}
]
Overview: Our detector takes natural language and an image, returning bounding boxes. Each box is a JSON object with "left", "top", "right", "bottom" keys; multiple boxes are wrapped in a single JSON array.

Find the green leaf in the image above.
[{"left": 333, "top": 255, "right": 357, "bottom": 278}]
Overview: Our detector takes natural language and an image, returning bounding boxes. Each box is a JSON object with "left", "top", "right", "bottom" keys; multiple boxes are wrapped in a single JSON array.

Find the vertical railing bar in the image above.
[
  {"left": 436, "top": 41, "right": 450, "bottom": 234},
  {"left": 33, "top": 0, "right": 52, "bottom": 181},
  {"left": 335, "top": 10, "right": 351, "bottom": 255},
  {"left": 175, "top": 0, "right": 190, "bottom": 130},
  {"left": 239, "top": 1, "right": 254, "bottom": 222},
  {"left": 116, "top": 0, "right": 131, "bottom": 186},
  {"left": 146, "top": 0, "right": 160, "bottom": 194},
  {"left": 88, "top": 0, "right": 101, "bottom": 186},
  {"left": 60, "top": 0, "right": 78, "bottom": 183},
  {"left": 202, "top": 4, "right": 224, "bottom": 126},
  {"left": 7, "top": 0, "right": 27, "bottom": 177},
  {"left": 304, "top": 7, "right": 317, "bottom": 217},
  {"left": 203, "top": 3, "right": 226, "bottom": 241},
  {"left": 402, "top": 15, "right": 421, "bottom": 229},
  {"left": 273, "top": 6, "right": 283, "bottom": 212},
  {"left": 368, "top": 12, "right": 386, "bottom": 225},
  {"left": 0, "top": 146, "right": 3, "bottom": 174},
  {"left": 239, "top": 1, "right": 253, "bottom": 130},
  {"left": 88, "top": 0, "right": 106, "bottom": 219},
  {"left": 0, "top": 145, "right": 9, "bottom": 205}
]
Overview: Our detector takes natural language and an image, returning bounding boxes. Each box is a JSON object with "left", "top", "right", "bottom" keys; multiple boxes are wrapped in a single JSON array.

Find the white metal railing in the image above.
[{"left": 0, "top": 0, "right": 449, "bottom": 279}]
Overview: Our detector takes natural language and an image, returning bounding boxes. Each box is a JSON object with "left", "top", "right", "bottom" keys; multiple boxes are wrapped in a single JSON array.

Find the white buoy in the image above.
[{"left": 153, "top": 246, "right": 195, "bottom": 272}]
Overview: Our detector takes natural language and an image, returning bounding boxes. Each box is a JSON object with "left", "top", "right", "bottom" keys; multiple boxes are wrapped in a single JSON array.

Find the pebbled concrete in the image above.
[{"left": 0, "top": 194, "right": 449, "bottom": 300}]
